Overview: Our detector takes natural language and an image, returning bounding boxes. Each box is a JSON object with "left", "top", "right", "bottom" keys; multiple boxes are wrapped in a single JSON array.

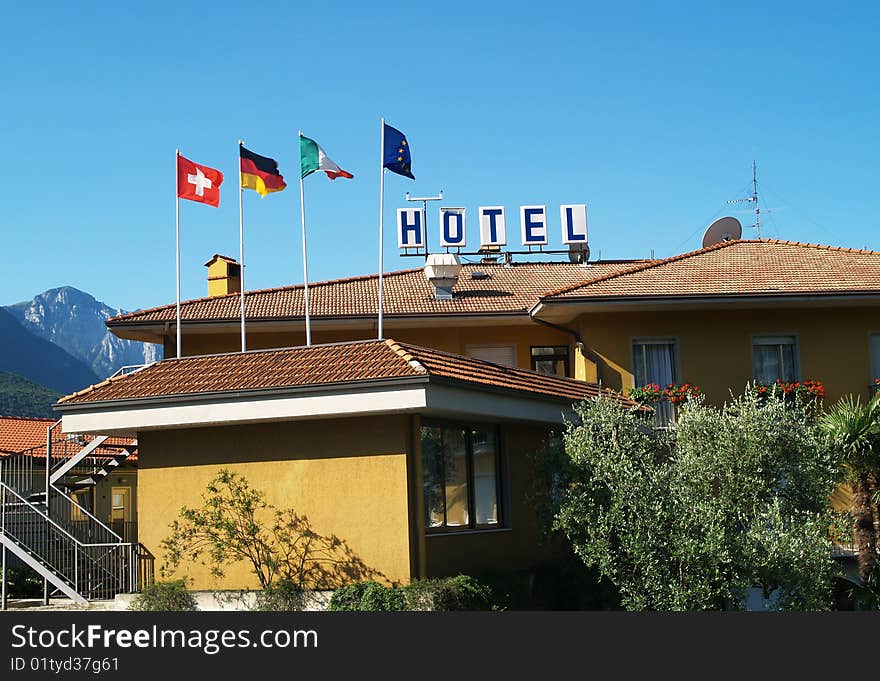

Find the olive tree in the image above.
[{"left": 544, "top": 392, "right": 841, "bottom": 610}]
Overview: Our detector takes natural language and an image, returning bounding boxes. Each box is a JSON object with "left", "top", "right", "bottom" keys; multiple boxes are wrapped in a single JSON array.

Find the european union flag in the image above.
[{"left": 383, "top": 123, "right": 414, "bottom": 180}]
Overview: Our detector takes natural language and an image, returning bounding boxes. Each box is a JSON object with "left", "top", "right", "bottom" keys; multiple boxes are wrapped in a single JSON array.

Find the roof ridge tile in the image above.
[
  {"left": 384, "top": 339, "right": 427, "bottom": 374},
  {"left": 759, "top": 238, "right": 880, "bottom": 256}
]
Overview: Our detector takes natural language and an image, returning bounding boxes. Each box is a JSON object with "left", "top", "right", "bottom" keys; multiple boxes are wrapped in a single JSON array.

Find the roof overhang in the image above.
[
  {"left": 56, "top": 376, "right": 579, "bottom": 437},
  {"left": 107, "top": 312, "right": 534, "bottom": 343},
  {"left": 531, "top": 293, "right": 880, "bottom": 323}
]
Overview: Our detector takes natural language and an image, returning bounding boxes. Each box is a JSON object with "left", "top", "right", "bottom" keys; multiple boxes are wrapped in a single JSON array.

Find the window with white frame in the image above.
[
  {"left": 752, "top": 335, "right": 799, "bottom": 384},
  {"left": 632, "top": 339, "right": 677, "bottom": 425}
]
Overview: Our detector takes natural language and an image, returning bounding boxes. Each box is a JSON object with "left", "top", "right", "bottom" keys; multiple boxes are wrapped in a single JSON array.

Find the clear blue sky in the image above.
[{"left": 1, "top": 1, "right": 877, "bottom": 312}]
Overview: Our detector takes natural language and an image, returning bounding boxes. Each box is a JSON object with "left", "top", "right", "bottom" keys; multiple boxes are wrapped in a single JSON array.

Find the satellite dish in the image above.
[
  {"left": 702, "top": 216, "right": 742, "bottom": 248},
  {"left": 568, "top": 242, "right": 590, "bottom": 263}
]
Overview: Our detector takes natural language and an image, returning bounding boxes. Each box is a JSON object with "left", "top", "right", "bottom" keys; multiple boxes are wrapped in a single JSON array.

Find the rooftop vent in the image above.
[
  {"left": 470, "top": 271, "right": 490, "bottom": 280},
  {"left": 424, "top": 253, "right": 462, "bottom": 301}
]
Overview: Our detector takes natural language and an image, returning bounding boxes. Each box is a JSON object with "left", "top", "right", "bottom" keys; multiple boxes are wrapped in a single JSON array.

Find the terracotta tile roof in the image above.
[
  {"left": 390, "top": 341, "right": 633, "bottom": 405},
  {"left": 0, "top": 416, "right": 135, "bottom": 460},
  {"left": 0, "top": 416, "right": 55, "bottom": 454},
  {"left": 58, "top": 339, "right": 638, "bottom": 409},
  {"left": 542, "top": 240, "right": 880, "bottom": 301},
  {"left": 107, "top": 261, "right": 645, "bottom": 326}
]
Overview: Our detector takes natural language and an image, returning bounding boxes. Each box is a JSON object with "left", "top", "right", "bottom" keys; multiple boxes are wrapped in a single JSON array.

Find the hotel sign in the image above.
[{"left": 398, "top": 204, "right": 588, "bottom": 250}]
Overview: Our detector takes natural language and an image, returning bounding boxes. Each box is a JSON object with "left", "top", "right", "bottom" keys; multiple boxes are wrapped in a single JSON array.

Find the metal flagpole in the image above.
[
  {"left": 378, "top": 118, "right": 385, "bottom": 340},
  {"left": 238, "top": 140, "right": 246, "bottom": 353},
  {"left": 175, "top": 149, "right": 182, "bottom": 359},
  {"left": 298, "top": 132, "right": 312, "bottom": 346}
]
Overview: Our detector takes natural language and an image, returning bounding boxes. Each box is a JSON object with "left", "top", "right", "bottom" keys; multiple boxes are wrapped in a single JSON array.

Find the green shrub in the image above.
[
  {"left": 474, "top": 557, "right": 621, "bottom": 610},
  {"left": 253, "top": 578, "right": 306, "bottom": 611},
  {"left": 328, "top": 576, "right": 499, "bottom": 611},
  {"left": 2, "top": 565, "right": 43, "bottom": 598},
  {"left": 328, "top": 581, "right": 405, "bottom": 611},
  {"left": 404, "top": 575, "right": 494, "bottom": 611},
  {"left": 327, "top": 583, "right": 369, "bottom": 611},
  {"left": 129, "top": 579, "right": 197, "bottom": 611},
  {"left": 359, "top": 582, "right": 406, "bottom": 611}
]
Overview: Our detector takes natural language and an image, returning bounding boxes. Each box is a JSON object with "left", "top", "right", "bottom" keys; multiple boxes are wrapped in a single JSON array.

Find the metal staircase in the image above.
[{"left": 0, "top": 421, "right": 153, "bottom": 608}]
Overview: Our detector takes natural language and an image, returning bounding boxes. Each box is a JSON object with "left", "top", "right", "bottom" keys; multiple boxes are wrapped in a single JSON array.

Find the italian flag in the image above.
[{"left": 299, "top": 133, "right": 354, "bottom": 180}]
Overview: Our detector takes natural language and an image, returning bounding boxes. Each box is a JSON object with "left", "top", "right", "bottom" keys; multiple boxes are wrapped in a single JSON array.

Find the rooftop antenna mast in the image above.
[
  {"left": 406, "top": 190, "right": 443, "bottom": 253},
  {"left": 727, "top": 160, "right": 761, "bottom": 238}
]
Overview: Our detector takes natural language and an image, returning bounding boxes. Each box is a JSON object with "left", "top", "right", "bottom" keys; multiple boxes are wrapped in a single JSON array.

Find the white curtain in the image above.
[
  {"left": 753, "top": 338, "right": 796, "bottom": 384},
  {"left": 635, "top": 342, "right": 676, "bottom": 425}
]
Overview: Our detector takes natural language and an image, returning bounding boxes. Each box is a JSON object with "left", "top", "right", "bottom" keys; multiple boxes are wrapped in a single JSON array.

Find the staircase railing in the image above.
[
  {"left": 0, "top": 451, "right": 37, "bottom": 498},
  {"left": 0, "top": 428, "right": 149, "bottom": 605},
  {"left": 49, "top": 483, "right": 124, "bottom": 545},
  {"left": 0, "top": 480, "right": 140, "bottom": 601}
]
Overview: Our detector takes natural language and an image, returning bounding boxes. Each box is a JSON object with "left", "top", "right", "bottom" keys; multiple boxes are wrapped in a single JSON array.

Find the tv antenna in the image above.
[
  {"left": 727, "top": 160, "right": 761, "bottom": 238},
  {"left": 406, "top": 191, "right": 443, "bottom": 253}
]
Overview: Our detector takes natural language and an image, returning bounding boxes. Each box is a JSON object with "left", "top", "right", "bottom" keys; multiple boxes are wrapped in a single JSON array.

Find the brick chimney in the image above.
[{"left": 204, "top": 254, "right": 241, "bottom": 297}]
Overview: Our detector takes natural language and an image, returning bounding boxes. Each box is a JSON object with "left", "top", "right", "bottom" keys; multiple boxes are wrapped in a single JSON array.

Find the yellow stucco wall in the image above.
[
  {"left": 166, "top": 323, "right": 586, "bottom": 377},
  {"left": 137, "top": 416, "right": 413, "bottom": 590},
  {"left": 577, "top": 306, "right": 879, "bottom": 405},
  {"left": 422, "top": 423, "right": 561, "bottom": 577}
]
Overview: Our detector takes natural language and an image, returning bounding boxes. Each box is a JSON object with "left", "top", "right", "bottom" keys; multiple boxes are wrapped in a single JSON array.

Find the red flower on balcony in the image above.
[
  {"left": 629, "top": 383, "right": 701, "bottom": 405},
  {"left": 751, "top": 379, "right": 825, "bottom": 401}
]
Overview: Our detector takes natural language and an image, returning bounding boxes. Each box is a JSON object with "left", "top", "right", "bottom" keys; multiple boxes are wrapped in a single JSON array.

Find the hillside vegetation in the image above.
[{"left": 0, "top": 371, "right": 61, "bottom": 418}]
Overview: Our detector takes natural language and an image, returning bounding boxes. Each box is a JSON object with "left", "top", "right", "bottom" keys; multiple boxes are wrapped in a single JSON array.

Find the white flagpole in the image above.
[
  {"left": 378, "top": 118, "right": 385, "bottom": 340},
  {"left": 238, "top": 140, "right": 246, "bottom": 353},
  {"left": 298, "top": 132, "right": 312, "bottom": 346},
  {"left": 175, "top": 149, "right": 182, "bottom": 359}
]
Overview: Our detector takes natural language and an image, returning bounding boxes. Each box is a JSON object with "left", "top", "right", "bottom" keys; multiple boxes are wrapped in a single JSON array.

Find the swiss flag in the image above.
[{"left": 177, "top": 154, "right": 224, "bottom": 207}]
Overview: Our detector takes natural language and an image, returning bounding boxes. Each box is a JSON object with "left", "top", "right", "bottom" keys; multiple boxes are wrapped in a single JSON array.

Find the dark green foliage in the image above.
[
  {"left": 327, "top": 581, "right": 406, "bottom": 611},
  {"left": 328, "top": 576, "right": 495, "bottom": 611},
  {"left": 360, "top": 582, "right": 407, "bottom": 611},
  {"left": 1, "top": 565, "right": 43, "bottom": 597},
  {"left": 843, "top": 564, "right": 880, "bottom": 610},
  {"left": 477, "top": 557, "right": 621, "bottom": 610},
  {"left": 327, "top": 582, "right": 371, "bottom": 611},
  {"left": 545, "top": 393, "right": 841, "bottom": 610},
  {"left": 0, "top": 371, "right": 61, "bottom": 418},
  {"left": 129, "top": 579, "right": 197, "bottom": 611},
  {"left": 253, "top": 578, "right": 306, "bottom": 611},
  {"left": 403, "top": 575, "right": 494, "bottom": 611}
]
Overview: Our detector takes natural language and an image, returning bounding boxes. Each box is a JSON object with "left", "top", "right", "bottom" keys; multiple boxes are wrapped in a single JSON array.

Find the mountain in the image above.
[
  {"left": 0, "top": 371, "right": 62, "bottom": 418},
  {"left": 6, "top": 287, "right": 162, "bottom": 380},
  {"left": 0, "top": 308, "right": 99, "bottom": 394}
]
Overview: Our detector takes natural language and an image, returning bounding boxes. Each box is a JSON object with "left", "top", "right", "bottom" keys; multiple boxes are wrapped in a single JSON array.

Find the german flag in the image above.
[{"left": 240, "top": 144, "right": 287, "bottom": 196}]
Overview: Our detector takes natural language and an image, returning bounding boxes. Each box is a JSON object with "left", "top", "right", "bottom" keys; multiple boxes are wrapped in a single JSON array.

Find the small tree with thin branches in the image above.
[{"left": 160, "top": 469, "right": 382, "bottom": 590}]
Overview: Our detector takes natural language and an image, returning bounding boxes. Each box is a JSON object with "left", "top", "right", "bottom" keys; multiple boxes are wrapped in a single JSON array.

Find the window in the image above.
[
  {"left": 421, "top": 423, "right": 501, "bottom": 532},
  {"left": 531, "top": 346, "right": 570, "bottom": 377},
  {"left": 110, "top": 486, "right": 131, "bottom": 523},
  {"left": 466, "top": 345, "right": 516, "bottom": 367},
  {"left": 752, "top": 336, "right": 798, "bottom": 384},
  {"left": 632, "top": 339, "right": 678, "bottom": 426}
]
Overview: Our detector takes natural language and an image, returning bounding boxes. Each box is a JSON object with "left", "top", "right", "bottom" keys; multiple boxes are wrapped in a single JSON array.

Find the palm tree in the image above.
[{"left": 820, "top": 394, "right": 880, "bottom": 583}]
